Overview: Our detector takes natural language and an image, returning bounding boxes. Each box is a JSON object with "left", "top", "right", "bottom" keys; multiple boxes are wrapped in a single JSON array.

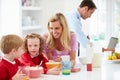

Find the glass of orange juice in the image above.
[{"left": 19, "top": 66, "right": 30, "bottom": 80}]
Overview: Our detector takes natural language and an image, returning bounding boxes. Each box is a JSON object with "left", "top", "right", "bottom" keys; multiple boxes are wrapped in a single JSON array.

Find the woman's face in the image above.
[
  {"left": 49, "top": 21, "right": 63, "bottom": 39},
  {"left": 27, "top": 38, "right": 40, "bottom": 57}
]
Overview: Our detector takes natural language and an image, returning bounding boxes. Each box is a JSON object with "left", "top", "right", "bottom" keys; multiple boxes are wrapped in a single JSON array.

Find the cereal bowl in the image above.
[
  {"left": 45, "top": 62, "right": 61, "bottom": 70},
  {"left": 29, "top": 66, "right": 43, "bottom": 78},
  {"left": 79, "top": 57, "right": 87, "bottom": 65}
]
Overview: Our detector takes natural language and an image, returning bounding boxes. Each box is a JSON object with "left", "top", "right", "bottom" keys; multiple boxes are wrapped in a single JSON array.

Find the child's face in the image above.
[
  {"left": 15, "top": 46, "right": 24, "bottom": 58},
  {"left": 27, "top": 38, "right": 40, "bottom": 57}
]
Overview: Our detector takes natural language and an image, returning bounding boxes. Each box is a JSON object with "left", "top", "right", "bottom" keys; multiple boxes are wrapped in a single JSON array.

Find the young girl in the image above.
[{"left": 20, "top": 33, "right": 60, "bottom": 75}]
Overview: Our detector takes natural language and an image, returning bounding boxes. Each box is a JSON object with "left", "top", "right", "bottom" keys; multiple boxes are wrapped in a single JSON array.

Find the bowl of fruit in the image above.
[{"left": 107, "top": 52, "right": 120, "bottom": 63}]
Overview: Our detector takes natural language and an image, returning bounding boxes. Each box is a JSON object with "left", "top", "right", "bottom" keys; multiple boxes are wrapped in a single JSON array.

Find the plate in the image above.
[{"left": 106, "top": 59, "right": 120, "bottom": 63}]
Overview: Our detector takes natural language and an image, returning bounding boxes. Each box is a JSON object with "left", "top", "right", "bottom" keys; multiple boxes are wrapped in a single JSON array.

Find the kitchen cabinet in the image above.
[{"left": 21, "top": 0, "right": 43, "bottom": 37}]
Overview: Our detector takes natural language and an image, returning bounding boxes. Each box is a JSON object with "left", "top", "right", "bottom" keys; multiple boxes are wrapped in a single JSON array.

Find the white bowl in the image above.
[{"left": 79, "top": 57, "right": 87, "bottom": 65}]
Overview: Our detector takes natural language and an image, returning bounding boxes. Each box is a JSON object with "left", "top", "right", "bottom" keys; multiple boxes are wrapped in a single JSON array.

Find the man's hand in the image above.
[
  {"left": 55, "top": 56, "right": 62, "bottom": 62},
  {"left": 87, "top": 35, "right": 90, "bottom": 40}
]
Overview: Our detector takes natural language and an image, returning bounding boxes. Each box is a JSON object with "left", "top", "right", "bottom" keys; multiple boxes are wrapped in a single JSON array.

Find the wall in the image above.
[
  {"left": 0, "top": 0, "right": 1, "bottom": 38},
  {"left": 0, "top": 0, "right": 82, "bottom": 36},
  {"left": 41, "top": 0, "right": 81, "bottom": 33},
  {"left": 0, "top": 0, "right": 21, "bottom": 36}
]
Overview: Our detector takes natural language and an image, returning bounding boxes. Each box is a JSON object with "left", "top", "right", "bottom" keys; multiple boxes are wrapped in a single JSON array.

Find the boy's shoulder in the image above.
[
  {"left": 0, "top": 59, "right": 12, "bottom": 72},
  {"left": 0, "top": 58, "right": 19, "bottom": 79}
]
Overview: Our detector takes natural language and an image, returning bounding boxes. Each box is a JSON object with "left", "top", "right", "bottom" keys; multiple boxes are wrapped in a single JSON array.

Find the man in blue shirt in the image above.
[{"left": 65, "top": 0, "right": 97, "bottom": 48}]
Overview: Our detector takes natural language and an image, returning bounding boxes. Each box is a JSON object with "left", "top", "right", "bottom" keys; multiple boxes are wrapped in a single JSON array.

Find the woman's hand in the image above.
[
  {"left": 55, "top": 56, "right": 61, "bottom": 62},
  {"left": 71, "top": 67, "right": 81, "bottom": 73},
  {"left": 71, "top": 60, "right": 76, "bottom": 68},
  {"left": 47, "top": 66, "right": 61, "bottom": 75}
]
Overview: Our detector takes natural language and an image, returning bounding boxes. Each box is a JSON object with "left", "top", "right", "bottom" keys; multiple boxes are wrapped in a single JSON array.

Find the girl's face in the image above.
[
  {"left": 27, "top": 38, "right": 40, "bottom": 57},
  {"left": 49, "top": 21, "right": 63, "bottom": 39}
]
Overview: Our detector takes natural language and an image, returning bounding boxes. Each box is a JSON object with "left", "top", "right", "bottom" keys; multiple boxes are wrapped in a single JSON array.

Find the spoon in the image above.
[{"left": 37, "top": 61, "right": 42, "bottom": 69}]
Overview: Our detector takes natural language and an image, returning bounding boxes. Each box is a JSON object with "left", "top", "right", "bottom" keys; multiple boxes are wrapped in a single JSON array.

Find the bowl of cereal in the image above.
[{"left": 29, "top": 66, "right": 43, "bottom": 78}]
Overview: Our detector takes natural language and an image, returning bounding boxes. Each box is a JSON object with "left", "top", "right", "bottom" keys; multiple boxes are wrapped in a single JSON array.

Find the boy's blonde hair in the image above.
[
  {"left": 23, "top": 33, "right": 44, "bottom": 54},
  {"left": 47, "top": 13, "right": 70, "bottom": 50},
  {"left": 0, "top": 34, "right": 23, "bottom": 54}
]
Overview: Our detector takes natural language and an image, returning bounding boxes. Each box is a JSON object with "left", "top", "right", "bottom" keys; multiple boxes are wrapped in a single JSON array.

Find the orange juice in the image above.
[
  {"left": 46, "top": 62, "right": 61, "bottom": 70},
  {"left": 19, "top": 66, "right": 30, "bottom": 80},
  {"left": 21, "top": 77, "right": 29, "bottom": 80}
]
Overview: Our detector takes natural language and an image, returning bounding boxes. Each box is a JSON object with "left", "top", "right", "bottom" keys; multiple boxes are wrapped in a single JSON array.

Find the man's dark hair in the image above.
[{"left": 79, "top": 0, "right": 97, "bottom": 10}]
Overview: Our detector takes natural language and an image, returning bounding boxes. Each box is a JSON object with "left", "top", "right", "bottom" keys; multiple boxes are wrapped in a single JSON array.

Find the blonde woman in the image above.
[{"left": 43, "top": 13, "right": 80, "bottom": 72}]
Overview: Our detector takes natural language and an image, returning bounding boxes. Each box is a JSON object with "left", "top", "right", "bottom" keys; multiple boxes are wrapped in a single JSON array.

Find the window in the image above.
[
  {"left": 114, "top": 0, "right": 120, "bottom": 51},
  {"left": 86, "top": 0, "right": 120, "bottom": 52},
  {"left": 90, "top": 0, "right": 107, "bottom": 42}
]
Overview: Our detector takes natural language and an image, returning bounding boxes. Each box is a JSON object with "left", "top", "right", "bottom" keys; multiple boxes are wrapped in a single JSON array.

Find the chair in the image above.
[{"left": 78, "top": 42, "right": 80, "bottom": 56}]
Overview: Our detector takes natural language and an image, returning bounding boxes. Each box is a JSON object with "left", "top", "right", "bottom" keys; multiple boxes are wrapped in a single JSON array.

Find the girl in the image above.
[{"left": 20, "top": 33, "right": 60, "bottom": 75}]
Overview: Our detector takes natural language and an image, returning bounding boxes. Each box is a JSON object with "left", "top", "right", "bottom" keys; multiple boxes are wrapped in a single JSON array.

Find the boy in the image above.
[{"left": 0, "top": 34, "right": 24, "bottom": 80}]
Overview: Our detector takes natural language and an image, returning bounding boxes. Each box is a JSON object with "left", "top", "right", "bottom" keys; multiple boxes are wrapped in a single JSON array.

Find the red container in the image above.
[{"left": 87, "top": 64, "right": 92, "bottom": 71}]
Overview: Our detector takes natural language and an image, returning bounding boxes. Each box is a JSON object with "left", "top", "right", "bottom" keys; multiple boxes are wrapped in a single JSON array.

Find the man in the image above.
[{"left": 65, "top": 0, "right": 97, "bottom": 48}]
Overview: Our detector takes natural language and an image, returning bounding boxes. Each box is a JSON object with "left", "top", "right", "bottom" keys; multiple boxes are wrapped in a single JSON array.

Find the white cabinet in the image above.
[{"left": 21, "top": 0, "right": 43, "bottom": 37}]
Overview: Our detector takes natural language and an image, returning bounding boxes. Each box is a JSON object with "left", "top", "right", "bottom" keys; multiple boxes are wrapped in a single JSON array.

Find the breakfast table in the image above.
[
  {"left": 30, "top": 54, "right": 120, "bottom": 80},
  {"left": 101, "top": 57, "right": 120, "bottom": 80},
  {"left": 30, "top": 65, "right": 101, "bottom": 80}
]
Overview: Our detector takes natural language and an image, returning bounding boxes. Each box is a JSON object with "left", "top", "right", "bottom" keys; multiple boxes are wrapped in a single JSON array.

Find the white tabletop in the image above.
[
  {"left": 102, "top": 59, "right": 120, "bottom": 80},
  {"left": 30, "top": 54, "right": 120, "bottom": 80},
  {"left": 30, "top": 66, "right": 101, "bottom": 80}
]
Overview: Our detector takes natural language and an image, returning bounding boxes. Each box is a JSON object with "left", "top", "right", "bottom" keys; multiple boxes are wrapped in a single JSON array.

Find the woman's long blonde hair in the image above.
[{"left": 46, "top": 13, "right": 71, "bottom": 50}]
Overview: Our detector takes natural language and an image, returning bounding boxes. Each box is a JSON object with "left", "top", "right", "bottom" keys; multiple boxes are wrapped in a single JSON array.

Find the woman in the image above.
[{"left": 43, "top": 13, "right": 80, "bottom": 72}]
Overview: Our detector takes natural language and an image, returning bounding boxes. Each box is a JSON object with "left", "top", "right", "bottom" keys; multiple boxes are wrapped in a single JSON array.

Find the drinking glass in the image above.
[{"left": 19, "top": 66, "right": 30, "bottom": 80}]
